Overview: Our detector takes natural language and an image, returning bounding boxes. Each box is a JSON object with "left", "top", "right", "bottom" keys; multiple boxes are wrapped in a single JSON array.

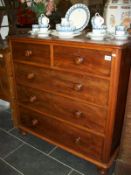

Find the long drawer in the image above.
[
  {"left": 14, "top": 63, "right": 110, "bottom": 106},
  {"left": 12, "top": 42, "right": 50, "bottom": 65},
  {"left": 19, "top": 107, "right": 104, "bottom": 161},
  {"left": 17, "top": 85, "right": 107, "bottom": 134},
  {"left": 54, "top": 45, "right": 112, "bottom": 77}
]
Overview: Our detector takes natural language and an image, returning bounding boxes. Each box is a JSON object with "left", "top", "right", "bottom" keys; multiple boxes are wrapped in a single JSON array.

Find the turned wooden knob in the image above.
[
  {"left": 25, "top": 50, "right": 32, "bottom": 57},
  {"left": 0, "top": 54, "right": 4, "bottom": 65},
  {"left": 74, "top": 111, "right": 83, "bottom": 118},
  {"left": 29, "top": 96, "right": 37, "bottom": 103},
  {"left": 32, "top": 119, "right": 38, "bottom": 126},
  {"left": 74, "top": 57, "right": 84, "bottom": 65},
  {"left": 27, "top": 73, "right": 35, "bottom": 80},
  {"left": 74, "top": 83, "right": 83, "bottom": 91},
  {"left": 75, "top": 137, "right": 81, "bottom": 144},
  {"left": 0, "top": 54, "right": 3, "bottom": 58}
]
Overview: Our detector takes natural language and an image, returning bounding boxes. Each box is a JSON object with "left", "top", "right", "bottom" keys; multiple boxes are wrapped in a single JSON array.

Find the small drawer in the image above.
[
  {"left": 19, "top": 108, "right": 104, "bottom": 161},
  {"left": 14, "top": 63, "right": 109, "bottom": 106},
  {"left": 12, "top": 42, "right": 50, "bottom": 65},
  {"left": 17, "top": 85, "right": 107, "bottom": 134},
  {"left": 54, "top": 46, "right": 112, "bottom": 77}
]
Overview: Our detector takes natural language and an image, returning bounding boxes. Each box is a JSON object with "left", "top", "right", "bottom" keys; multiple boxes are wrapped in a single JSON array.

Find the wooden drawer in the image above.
[
  {"left": 12, "top": 42, "right": 50, "bottom": 65},
  {"left": 19, "top": 108, "right": 104, "bottom": 161},
  {"left": 54, "top": 45, "right": 112, "bottom": 77},
  {"left": 0, "top": 49, "right": 10, "bottom": 101},
  {"left": 14, "top": 63, "right": 110, "bottom": 106},
  {"left": 17, "top": 85, "right": 107, "bottom": 134}
]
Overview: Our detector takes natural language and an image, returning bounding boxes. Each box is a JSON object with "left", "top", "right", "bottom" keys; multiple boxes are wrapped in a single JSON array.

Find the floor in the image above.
[{"left": 0, "top": 103, "right": 115, "bottom": 175}]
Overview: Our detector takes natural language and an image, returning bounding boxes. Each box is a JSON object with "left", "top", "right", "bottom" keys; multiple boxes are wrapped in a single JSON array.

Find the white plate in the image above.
[
  {"left": 28, "top": 30, "right": 38, "bottom": 35},
  {"left": 38, "top": 33, "right": 49, "bottom": 37},
  {"left": 114, "top": 34, "right": 129, "bottom": 40},
  {"left": 65, "top": 3, "right": 90, "bottom": 33},
  {"left": 51, "top": 30, "right": 81, "bottom": 38},
  {"left": 29, "top": 30, "right": 51, "bottom": 37},
  {"left": 87, "top": 32, "right": 106, "bottom": 41},
  {"left": 38, "top": 31, "right": 50, "bottom": 34}
]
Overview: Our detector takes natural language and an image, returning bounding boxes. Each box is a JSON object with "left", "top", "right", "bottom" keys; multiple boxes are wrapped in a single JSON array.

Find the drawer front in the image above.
[
  {"left": 12, "top": 42, "right": 50, "bottom": 65},
  {"left": 17, "top": 85, "right": 107, "bottom": 134},
  {"left": 19, "top": 108, "right": 104, "bottom": 161},
  {"left": 0, "top": 54, "right": 10, "bottom": 100},
  {"left": 54, "top": 46, "right": 112, "bottom": 77},
  {"left": 14, "top": 63, "right": 109, "bottom": 106}
]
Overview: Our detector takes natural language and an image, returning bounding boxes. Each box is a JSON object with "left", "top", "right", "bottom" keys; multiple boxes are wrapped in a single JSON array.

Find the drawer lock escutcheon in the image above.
[
  {"left": 30, "top": 96, "right": 37, "bottom": 103},
  {"left": 25, "top": 50, "right": 32, "bottom": 57},
  {"left": 74, "top": 57, "right": 84, "bottom": 65},
  {"left": 74, "top": 111, "right": 83, "bottom": 118},
  {"left": 74, "top": 83, "right": 83, "bottom": 91},
  {"left": 75, "top": 137, "right": 81, "bottom": 144},
  {"left": 27, "top": 73, "right": 35, "bottom": 80},
  {"left": 32, "top": 119, "right": 38, "bottom": 126}
]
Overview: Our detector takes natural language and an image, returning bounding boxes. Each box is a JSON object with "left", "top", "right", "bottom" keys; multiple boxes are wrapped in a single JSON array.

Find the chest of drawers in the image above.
[
  {"left": 0, "top": 48, "right": 11, "bottom": 101},
  {"left": 10, "top": 36, "right": 131, "bottom": 175}
]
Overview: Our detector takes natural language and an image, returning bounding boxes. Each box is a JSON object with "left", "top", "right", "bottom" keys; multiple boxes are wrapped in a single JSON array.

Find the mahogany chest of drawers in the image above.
[
  {"left": 9, "top": 35, "right": 131, "bottom": 175},
  {"left": 0, "top": 48, "right": 11, "bottom": 101}
]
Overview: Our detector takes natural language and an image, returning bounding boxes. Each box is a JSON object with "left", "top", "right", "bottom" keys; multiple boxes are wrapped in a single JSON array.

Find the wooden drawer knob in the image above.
[
  {"left": 32, "top": 119, "right": 38, "bottom": 126},
  {"left": 74, "top": 111, "right": 83, "bottom": 118},
  {"left": 74, "top": 83, "right": 83, "bottom": 91},
  {"left": 0, "top": 54, "right": 4, "bottom": 65},
  {"left": 25, "top": 50, "right": 32, "bottom": 57},
  {"left": 0, "top": 54, "right": 3, "bottom": 58},
  {"left": 75, "top": 137, "right": 81, "bottom": 144},
  {"left": 74, "top": 57, "right": 84, "bottom": 65},
  {"left": 27, "top": 73, "right": 35, "bottom": 80},
  {"left": 29, "top": 96, "right": 37, "bottom": 103}
]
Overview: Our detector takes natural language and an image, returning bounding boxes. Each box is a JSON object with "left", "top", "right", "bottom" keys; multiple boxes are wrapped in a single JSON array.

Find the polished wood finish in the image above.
[
  {"left": 54, "top": 45, "right": 112, "bottom": 77},
  {"left": 14, "top": 63, "right": 109, "bottom": 106},
  {"left": 9, "top": 35, "right": 131, "bottom": 175},
  {"left": 17, "top": 85, "right": 107, "bottom": 134},
  {"left": 0, "top": 48, "right": 10, "bottom": 101},
  {"left": 20, "top": 107, "right": 103, "bottom": 161},
  {"left": 12, "top": 42, "right": 50, "bottom": 65}
]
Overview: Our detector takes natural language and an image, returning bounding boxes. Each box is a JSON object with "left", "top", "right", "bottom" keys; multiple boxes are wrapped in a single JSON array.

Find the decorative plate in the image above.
[
  {"left": 51, "top": 30, "right": 81, "bottom": 38},
  {"left": 29, "top": 30, "right": 51, "bottom": 38},
  {"left": 28, "top": 30, "right": 38, "bottom": 35},
  {"left": 86, "top": 32, "right": 106, "bottom": 41},
  {"left": 65, "top": 3, "right": 90, "bottom": 33},
  {"left": 114, "top": 34, "right": 129, "bottom": 40}
]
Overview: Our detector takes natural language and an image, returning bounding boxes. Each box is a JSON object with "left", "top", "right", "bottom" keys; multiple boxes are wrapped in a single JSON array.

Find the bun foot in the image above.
[
  {"left": 19, "top": 129, "right": 28, "bottom": 136},
  {"left": 97, "top": 167, "right": 108, "bottom": 175}
]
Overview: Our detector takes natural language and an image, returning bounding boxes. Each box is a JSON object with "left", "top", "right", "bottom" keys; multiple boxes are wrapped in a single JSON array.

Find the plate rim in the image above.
[
  {"left": 87, "top": 32, "right": 106, "bottom": 37},
  {"left": 65, "top": 3, "right": 90, "bottom": 33},
  {"left": 114, "top": 34, "right": 129, "bottom": 37},
  {"left": 51, "top": 30, "right": 81, "bottom": 38},
  {"left": 37, "top": 30, "right": 50, "bottom": 34}
]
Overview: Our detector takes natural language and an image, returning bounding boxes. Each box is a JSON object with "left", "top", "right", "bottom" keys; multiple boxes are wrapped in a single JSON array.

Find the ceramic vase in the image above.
[{"left": 103, "top": 0, "right": 131, "bottom": 33}]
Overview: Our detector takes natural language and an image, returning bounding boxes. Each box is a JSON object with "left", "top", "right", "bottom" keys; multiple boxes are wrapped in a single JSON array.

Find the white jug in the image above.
[
  {"left": 91, "top": 13, "right": 104, "bottom": 28},
  {"left": 38, "top": 14, "right": 49, "bottom": 27}
]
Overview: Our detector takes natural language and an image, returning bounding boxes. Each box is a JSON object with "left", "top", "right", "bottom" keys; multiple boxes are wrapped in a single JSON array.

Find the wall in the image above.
[
  {"left": 115, "top": 70, "right": 131, "bottom": 175},
  {"left": 0, "top": 0, "right": 9, "bottom": 39}
]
